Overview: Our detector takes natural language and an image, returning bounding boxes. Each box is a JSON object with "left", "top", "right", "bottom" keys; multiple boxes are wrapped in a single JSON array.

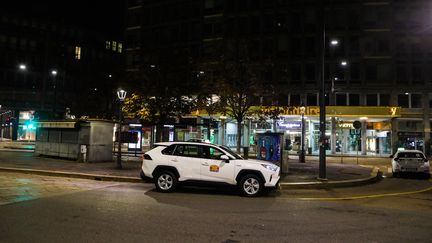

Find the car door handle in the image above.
[
  {"left": 201, "top": 162, "right": 209, "bottom": 166},
  {"left": 171, "top": 159, "right": 178, "bottom": 162}
]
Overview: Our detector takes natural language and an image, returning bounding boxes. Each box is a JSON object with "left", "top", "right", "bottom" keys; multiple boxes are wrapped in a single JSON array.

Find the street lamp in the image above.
[
  {"left": 116, "top": 89, "right": 127, "bottom": 169},
  {"left": 19, "top": 64, "right": 26, "bottom": 70},
  {"left": 51, "top": 70, "right": 58, "bottom": 119},
  {"left": 299, "top": 104, "right": 306, "bottom": 163},
  {"left": 318, "top": 1, "right": 327, "bottom": 180},
  {"left": 330, "top": 39, "right": 339, "bottom": 46}
]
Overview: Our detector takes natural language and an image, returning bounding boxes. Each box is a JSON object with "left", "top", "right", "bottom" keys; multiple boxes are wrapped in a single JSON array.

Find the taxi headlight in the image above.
[{"left": 261, "top": 164, "right": 278, "bottom": 172}]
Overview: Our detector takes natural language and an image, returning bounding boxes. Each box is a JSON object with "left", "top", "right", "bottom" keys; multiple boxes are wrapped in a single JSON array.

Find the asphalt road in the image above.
[{"left": 0, "top": 172, "right": 431, "bottom": 243}]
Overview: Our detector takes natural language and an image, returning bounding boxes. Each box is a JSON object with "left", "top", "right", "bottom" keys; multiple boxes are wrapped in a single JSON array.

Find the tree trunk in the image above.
[
  {"left": 156, "top": 123, "right": 163, "bottom": 142},
  {"left": 236, "top": 118, "right": 242, "bottom": 153}
]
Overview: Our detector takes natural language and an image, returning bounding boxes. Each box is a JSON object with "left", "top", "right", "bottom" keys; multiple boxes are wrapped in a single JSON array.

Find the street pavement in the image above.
[{"left": 0, "top": 141, "right": 384, "bottom": 188}]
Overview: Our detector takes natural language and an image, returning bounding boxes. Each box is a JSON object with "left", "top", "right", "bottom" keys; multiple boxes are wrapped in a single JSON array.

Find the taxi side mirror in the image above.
[{"left": 220, "top": 155, "right": 230, "bottom": 162}]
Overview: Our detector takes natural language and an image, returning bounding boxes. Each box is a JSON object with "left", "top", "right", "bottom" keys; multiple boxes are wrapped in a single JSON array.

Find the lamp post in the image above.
[
  {"left": 299, "top": 104, "right": 306, "bottom": 163},
  {"left": 318, "top": 1, "right": 327, "bottom": 180},
  {"left": 51, "top": 70, "right": 57, "bottom": 118},
  {"left": 116, "top": 89, "right": 127, "bottom": 169}
]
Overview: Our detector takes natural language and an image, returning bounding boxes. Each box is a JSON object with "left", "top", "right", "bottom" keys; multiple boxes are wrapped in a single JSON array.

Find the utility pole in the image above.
[{"left": 318, "top": 0, "right": 327, "bottom": 180}]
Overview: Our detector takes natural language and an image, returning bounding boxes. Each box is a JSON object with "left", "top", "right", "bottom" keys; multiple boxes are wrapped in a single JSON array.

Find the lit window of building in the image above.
[
  {"left": 75, "top": 46, "right": 81, "bottom": 60},
  {"left": 112, "top": 41, "right": 117, "bottom": 51},
  {"left": 105, "top": 41, "right": 111, "bottom": 49},
  {"left": 118, "top": 43, "right": 122, "bottom": 53}
]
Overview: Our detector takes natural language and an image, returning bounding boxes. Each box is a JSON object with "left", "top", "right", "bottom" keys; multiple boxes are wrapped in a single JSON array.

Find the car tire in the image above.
[
  {"left": 238, "top": 174, "right": 263, "bottom": 197},
  {"left": 154, "top": 171, "right": 177, "bottom": 192}
]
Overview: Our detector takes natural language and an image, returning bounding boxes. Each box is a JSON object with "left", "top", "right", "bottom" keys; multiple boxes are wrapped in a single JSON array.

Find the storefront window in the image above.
[{"left": 398, "top": 120, "right": 424, "bottom": 151}]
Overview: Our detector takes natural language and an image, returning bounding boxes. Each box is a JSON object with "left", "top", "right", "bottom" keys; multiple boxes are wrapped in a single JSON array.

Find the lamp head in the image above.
[{"left": 117, "top": 89, "right": 127, "bottom": 101}]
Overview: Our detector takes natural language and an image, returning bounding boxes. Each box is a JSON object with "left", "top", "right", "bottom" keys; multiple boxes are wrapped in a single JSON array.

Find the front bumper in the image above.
[{"left": 264, "top": 173, "right": 281, "bottom": 187}]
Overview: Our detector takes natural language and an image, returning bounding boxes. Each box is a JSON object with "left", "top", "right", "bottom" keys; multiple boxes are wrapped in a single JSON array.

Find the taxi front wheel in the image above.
[{"left": 238, "top": 174, "right": 263, "bottom": 197}]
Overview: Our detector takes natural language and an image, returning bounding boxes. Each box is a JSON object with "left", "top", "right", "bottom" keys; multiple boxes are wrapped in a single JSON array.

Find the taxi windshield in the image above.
[{"left": 218, "top": 145, "right": 243, "bottom": 159}]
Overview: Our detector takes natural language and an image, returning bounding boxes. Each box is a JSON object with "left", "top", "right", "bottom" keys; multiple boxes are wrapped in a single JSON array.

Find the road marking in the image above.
[{"left": 297, "top": 186, "right": 432, "bottom": 201}]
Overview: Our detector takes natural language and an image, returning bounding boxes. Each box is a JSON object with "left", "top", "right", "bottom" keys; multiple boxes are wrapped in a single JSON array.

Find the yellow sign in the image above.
[
  {"left": 260, "top": 106, "right": 320, "bottom": 116},
  {"left": 189, "top": 106, "right": 401, "bottom": 118},
  {"left": 209, "top": 165, "right": 219, "bottom": 172},
  {"left": 258, "top": 106, "right": 401, "bottom": 117}
]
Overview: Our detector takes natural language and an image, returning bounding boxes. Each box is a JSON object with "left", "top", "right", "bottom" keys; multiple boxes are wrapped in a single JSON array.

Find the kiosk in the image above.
[{"left": 34, "top": 120, "right": 114, "bottom": 162}]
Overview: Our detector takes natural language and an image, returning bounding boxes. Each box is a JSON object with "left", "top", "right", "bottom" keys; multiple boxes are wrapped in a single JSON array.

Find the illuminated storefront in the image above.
[
  {"left": 17, "top": 111, "right": 36, "bottom": 141},
  {"left": 249, "top": 106, "right": 401, "bottom": 156},
  {"left": 201, "top": 106, "right": 404, "bottom": 156},
  {"left": 150, "top": 105, "right": 408, "bottom": 157}
]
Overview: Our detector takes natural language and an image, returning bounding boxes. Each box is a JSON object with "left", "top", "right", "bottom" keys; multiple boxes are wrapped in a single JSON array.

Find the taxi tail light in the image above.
[{"left": 143, "top": 154, "right": 152, "bottom": 160}]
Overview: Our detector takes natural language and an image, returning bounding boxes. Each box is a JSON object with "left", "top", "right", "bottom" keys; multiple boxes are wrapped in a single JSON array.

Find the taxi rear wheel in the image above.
[{"left": 155, "top": 171, "right": 178, "bottom": 192}]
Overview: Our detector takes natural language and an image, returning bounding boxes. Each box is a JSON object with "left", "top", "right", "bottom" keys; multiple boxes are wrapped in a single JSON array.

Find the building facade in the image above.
[
  {"left": 125, "top": 0, "right": 432, "bottom": 156},
  {"left": 0, "top": 4, "right": 124, "bottom": 140}
]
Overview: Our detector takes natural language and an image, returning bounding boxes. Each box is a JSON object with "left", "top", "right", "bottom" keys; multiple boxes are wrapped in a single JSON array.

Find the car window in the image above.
[
  {"left": 201, "top": 146, "right": 225, "bottom": 160},
  {"left": 397, "top": 152, "right": 425, "bottom": 159},
  {"left": 173, "top": 145, "right": 184, "bottom": 156},
  {"left": 219, "top": 145, "right": 243, "bottom": 159},
  {"left": 161, "top": 145, "right": 176, "bottom": 155},
  {"left": 173, "top": 145, "right": 200, "bottom": 158},
  {"left": 184, "top": 145, "right": 199, "bottom": 157}
]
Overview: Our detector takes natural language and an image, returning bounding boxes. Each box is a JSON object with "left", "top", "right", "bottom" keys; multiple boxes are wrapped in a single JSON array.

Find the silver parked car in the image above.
[{"left": 391, "top": 150, "right": 430, "bottom": 177}]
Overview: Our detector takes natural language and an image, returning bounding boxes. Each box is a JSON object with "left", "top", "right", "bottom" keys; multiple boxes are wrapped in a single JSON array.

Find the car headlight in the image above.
[{"left": 261, "top": 164, "right": 278, "bottom": 172}]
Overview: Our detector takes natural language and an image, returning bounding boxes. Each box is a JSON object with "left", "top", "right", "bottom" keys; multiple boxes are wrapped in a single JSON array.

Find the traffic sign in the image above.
[{"left": 353, "top": 120, "right": 361, "bottom": 129}]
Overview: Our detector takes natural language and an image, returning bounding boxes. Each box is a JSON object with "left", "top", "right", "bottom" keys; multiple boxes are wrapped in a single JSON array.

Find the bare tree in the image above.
[
  {"left": 123, "top": 48, "right": 197, "bottom": 142},
  {"left": 198, "top": 39, "right": 270, "bottom": 153}
]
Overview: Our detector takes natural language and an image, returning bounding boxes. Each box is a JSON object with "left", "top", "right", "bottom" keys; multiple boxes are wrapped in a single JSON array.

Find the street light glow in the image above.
[
  {"left": 341, "top": 61, "right": 348, "bottom": 66},
  {"left": 19, "top": 64, "right": 26, "bottom": 70},
  {"left": 51, "top": 70, "right": 57, "bottom": 76},
  {"left": 330, "top": 39, "right": 339, "bottom": 46},
  {"left": 117, "top": 89, "right": 127, "bottom": 101}
]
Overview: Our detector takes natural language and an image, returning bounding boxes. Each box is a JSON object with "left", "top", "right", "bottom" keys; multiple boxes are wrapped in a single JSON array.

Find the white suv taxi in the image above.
[{"left": 141, "top": 142, "right": 280, "bottom": 197}]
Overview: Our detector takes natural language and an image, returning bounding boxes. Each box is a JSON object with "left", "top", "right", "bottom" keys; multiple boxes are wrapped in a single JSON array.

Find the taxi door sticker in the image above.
[{"left": 209, "top": 164, "right": 219, "bottom": 172}]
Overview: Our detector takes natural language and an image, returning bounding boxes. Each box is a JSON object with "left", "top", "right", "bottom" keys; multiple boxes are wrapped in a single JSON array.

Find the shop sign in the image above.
[
  {"left": 337, "top": 122, "right": 354, "bottom": 129},
  {"left": 376, "top": 131, "right": 388, "bottom": 138},
  {"left": 277, "top": 121, "right": 301, "bottom": 129},
  {"left": 260, "top": 106, "right": 320, "bottom": 116}
]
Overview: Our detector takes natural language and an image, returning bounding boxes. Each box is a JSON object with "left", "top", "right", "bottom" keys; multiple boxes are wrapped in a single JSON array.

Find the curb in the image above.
[
  {"left": 0, "top": 167, "right": 142, "bottom": 183},
  {"left": 279, "top": 167, "right": 382, "bottom": 189},
  {"left": 0, "top": 166, "right": 383, "bottom": 189}
]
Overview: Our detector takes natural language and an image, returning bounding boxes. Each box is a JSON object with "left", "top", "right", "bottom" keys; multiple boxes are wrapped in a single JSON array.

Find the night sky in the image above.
[{"left": 2, "top": 0, "right": 126, "bottom": 36}]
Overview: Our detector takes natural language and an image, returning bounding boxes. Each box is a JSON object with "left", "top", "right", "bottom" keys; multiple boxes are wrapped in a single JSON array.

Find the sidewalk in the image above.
[{"left": 0, "top": 149, "right": 382, "bottom": 189}]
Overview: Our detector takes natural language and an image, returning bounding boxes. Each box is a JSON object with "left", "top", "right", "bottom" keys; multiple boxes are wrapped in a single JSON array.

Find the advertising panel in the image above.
[{"left": 256, "top": 133, "right": 283, "bottom": 162}]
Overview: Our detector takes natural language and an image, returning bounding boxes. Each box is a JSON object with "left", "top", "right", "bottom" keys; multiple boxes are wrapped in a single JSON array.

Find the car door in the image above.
[
  {"left": 171, "top": 144, "right": 202, "bottom": 181},
  {"left": 199, "top": 145, "right": 236, "bottom": 184}
]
